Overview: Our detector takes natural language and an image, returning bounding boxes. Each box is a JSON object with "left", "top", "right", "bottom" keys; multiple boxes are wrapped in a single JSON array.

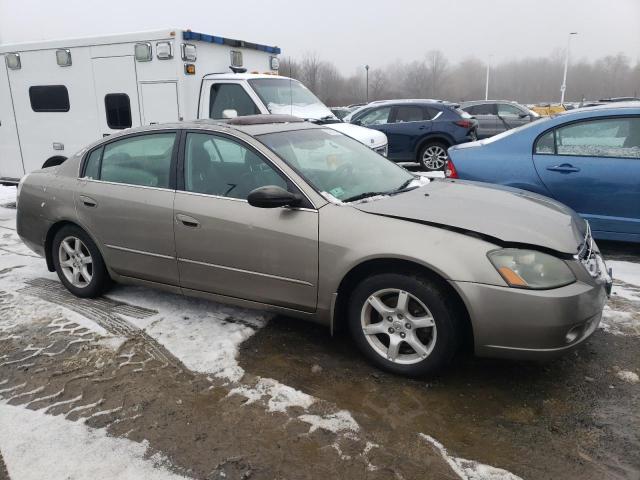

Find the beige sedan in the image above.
[{"left": 16, "top": 115, "right": 611, "bottom": 376}]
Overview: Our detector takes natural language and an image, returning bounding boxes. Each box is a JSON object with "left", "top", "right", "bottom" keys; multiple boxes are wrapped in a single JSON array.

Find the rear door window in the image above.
[
  {"left": 466, "top": 104, "right": 495, "bottom": 115},
  {"left": 555, "top": 117, "right": 640, "bottom": 158},
  {"left": 393, "top": 106, "right": 424, "bottom": 123},
  {"left": 209, "top": 84, "right": 260, "bottom": 119},
  {"left": 498, "top": 103, "right": 524, "bottom": 117},
  {"left": 99, "top": 133, "right": 176, "bottom": 187}
]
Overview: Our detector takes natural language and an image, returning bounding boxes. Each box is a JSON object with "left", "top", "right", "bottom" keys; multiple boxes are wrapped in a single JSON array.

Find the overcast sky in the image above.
[{"left": 1, "top": 0, "right": 639, "bottom": 72}]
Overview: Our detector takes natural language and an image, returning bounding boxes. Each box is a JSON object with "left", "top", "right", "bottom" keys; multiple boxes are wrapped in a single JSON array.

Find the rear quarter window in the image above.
[{"left": 454, "top": 108, "right": 472, "bottom": 118}]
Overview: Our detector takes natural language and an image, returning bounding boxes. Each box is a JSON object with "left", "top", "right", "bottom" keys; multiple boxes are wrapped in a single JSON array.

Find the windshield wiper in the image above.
[
  {"left": 342, "top": 191, "right": 387, "bottom": 203},
  {"left": 307, "top": 115, "right": 340, "bottom": 124},
  {"left": 343, "top": 185, "right": 418, "bottom": 203},
  {"left": 396, "top": 177, "right": 416, "bottom": 191}
]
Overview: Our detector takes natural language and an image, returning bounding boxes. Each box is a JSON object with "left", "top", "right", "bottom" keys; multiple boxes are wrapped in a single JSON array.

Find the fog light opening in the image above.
[{"left": 565, "top": 326, "right": 582, "bottom": 344}]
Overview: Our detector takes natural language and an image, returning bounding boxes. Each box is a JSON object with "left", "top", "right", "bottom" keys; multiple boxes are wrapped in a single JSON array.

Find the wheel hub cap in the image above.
[
  {"left": 361, "top": 288, "right": 437, "bottom": 365},
  {"left": 58, "top": 236, "right": 93, "bottom": 289}
]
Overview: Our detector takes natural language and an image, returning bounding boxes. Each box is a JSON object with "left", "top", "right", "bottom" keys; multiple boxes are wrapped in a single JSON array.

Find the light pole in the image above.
[
  {"left": 560, "top": 32, "right": 578, "bottom": 104},
  {"left": 365, "top": 65, "right": 370, "bottom": 103},
  {"left": 484, "top": 55, "right": 492, "bottom": 101}
]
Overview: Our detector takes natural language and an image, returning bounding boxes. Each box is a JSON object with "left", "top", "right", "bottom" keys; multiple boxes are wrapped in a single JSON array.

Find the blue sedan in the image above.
[{"left": 447, "top": 103, "right": 640, "bottom": 242}]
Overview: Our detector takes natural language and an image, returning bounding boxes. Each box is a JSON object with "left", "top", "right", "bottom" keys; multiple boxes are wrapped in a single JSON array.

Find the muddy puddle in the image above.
[{"left": 239, "top": 306, "right": 640, "bottom": 480}]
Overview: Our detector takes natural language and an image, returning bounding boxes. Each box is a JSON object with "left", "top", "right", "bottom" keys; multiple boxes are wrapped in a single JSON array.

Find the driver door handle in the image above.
[
  {"left": 546, "top": 163, "right": 580, "bottom": 173},
  {"left": 79, "top": 195, "right": 97, "bottom": 207},
  {"left": 176, "top": 213, "right": 200, "bottom": 228}
]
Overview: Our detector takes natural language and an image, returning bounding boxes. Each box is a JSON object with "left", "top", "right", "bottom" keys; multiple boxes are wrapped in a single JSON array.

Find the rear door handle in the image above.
[
  {"left": 176, "top": 213, "right": 200, "bottom": 228},
  {"left": 546, "top": 163, "right": 580, "bottom": 173},
  {"left": 79, "top": 195, "right": 97, "bottom": 207}
]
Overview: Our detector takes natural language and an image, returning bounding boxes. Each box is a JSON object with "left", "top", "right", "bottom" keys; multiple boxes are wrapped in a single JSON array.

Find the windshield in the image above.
[
  {"left": 248, "top": 78, "right": 336, "bottom": 120},
  {"left": 258, "top": 128, "right": 415, "bottom": 202}
]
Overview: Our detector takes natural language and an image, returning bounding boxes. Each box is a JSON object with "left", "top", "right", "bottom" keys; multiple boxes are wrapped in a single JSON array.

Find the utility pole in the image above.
[
  {"left": 484, "top": 57, "right": 491, "bottom": 101},
  {"left": 365, "top": 65, "right": 370, "bottom": 103},
  {"left": 560, "top": 32, "right": 578, "bottom": 104}
]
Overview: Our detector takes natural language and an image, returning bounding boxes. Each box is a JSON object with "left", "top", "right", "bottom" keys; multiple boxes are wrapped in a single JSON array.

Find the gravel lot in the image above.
[{"left": 0, "top": 185, "right": 638, "bottom": 480}]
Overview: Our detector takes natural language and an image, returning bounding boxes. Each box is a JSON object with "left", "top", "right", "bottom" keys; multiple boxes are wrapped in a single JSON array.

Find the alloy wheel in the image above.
[
  {"left": 58, "top": 236, "right": 93, "bottom": 288},
  {"left": 422, "top": 145, "right": 447, "bottom": 170},
  {"left": 360, "top": 288, "right": 437, "bottom": 365}
]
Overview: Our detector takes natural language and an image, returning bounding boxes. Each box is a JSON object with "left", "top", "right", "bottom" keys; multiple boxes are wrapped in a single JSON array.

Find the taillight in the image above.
[
  {"left": 454, "top": 119, "right": 474, "bottom": 129},
  {"left": 445, "top": 159, "right": 458, "bottom": 178}
]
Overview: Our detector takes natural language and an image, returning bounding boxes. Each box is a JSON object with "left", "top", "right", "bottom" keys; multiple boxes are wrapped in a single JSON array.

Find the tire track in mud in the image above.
[
  {"left": 19, "top": 278, "right": 181, "bottom": 368},
  {"left": 0, "top": 281, "right": 450, "bottom": 479}
]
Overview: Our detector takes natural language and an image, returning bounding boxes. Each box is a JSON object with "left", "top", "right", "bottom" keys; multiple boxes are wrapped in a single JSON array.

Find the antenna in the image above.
[{"left": 289, "top": 57, "right": 293, "bottom": 116}]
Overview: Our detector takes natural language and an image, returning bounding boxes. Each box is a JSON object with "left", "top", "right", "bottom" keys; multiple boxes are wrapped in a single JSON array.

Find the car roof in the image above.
[
  {"left": 561, "top": 101, "right": 640, "bottom": 115},
  {"left": 359, "top": 99, "right": 457, "bottom": 108},
  {"left": 461, "top": 99, "right": 520, "bottom": 105},
  {"left": 91, "top": 117, "right": 323, "bottom": 143}
]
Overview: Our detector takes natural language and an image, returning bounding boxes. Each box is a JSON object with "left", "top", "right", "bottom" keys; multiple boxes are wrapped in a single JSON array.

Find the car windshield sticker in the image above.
[{"left": 329, "top": 187, "right": 344, "bottom": 198}]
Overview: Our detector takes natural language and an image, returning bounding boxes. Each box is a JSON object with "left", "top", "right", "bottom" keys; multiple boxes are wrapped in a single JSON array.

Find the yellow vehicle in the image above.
[{"left": 530, "top": 104, "right": 567, "bottom": 116}]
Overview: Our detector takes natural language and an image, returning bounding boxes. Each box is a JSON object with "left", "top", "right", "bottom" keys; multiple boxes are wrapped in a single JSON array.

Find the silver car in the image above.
[
  {"left": 460, "top": 100, "right": 540, "bottom": 139},
  {"left": 16, "top": 115, "right": 611, "bottom": 376}
]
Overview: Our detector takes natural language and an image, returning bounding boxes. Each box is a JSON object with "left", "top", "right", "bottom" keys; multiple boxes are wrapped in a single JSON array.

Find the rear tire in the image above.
[
  {"left": 52, "top": 225, "right": 111, "bottom": 298},
  {"left": 418, "top": 142, "right": 449, "bottom": 171},
  {"left": 348, "top": 273, "right": 459, "bottom": 377}
]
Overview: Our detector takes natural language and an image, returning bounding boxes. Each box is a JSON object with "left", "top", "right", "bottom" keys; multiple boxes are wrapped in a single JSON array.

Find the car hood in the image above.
[
  {"left": 354, "top": 180, "right": 586, "bottom": 254},
  {"left": 325, "top": 122, "right": 388, "bottom": 148}
]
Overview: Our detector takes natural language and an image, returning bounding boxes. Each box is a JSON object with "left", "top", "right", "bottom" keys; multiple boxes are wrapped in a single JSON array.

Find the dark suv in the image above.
[{"left": 345, "top": 100, "right": 477, "bottom": 170}]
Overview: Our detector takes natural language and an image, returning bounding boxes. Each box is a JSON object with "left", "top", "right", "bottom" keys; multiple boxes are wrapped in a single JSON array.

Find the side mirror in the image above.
[
  {"left": 222, "top": 109, "right": 238, "bottom": 119},
  {"left": 519, "top": 113, "right": 529, "bottom": 118},
  {"left": 352, "top": 119, "right": 362, "bottom": 126},
  {"left": 247, "top": 186, "right": 302, "bottom": 208}
]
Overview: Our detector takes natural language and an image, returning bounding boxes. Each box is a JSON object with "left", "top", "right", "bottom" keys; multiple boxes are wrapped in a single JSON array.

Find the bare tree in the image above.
[
  {"left": 425, "top": 50, "right": 449, "bottom": 98},
  {"left": 369, "top": 69, "right": 387, "bottom": 100},
  {"left": 300, "top": 52, "right": 323, "bottom": 94},
  {"left": 277, "top": 51, "right": 640, "bottom": 106}
]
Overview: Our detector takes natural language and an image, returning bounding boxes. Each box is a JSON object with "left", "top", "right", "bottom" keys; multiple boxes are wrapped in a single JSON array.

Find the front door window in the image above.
[{"left": 184, "top": 132, "right": 288, "bottom": 199}]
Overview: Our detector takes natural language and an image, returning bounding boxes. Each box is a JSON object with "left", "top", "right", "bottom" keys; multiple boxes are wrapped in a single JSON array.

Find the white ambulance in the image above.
[{"left": 0, "top": 28, "right": 387, "bottom": 185}]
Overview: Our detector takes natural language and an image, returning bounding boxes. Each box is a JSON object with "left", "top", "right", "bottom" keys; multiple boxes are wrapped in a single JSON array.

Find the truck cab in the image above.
[
  {"left": 0, "top": 28, "right": 387, "bottom": 185},
  {"left": 198, "top": 73, "right": 388, "bottom": 155}
]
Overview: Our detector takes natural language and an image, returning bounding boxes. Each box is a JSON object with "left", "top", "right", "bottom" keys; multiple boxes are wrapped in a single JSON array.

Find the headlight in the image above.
[{"left": 488, "top": 248, "right": 575, "bottom": 289}]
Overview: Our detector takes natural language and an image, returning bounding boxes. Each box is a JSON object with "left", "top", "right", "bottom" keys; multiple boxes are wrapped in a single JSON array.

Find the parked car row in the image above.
[
  {"left": 343, "top": 99, "right": 478, "bottom": 170},
  {"left": 326, "top": 98, "right": 544, "bottom": 170}
]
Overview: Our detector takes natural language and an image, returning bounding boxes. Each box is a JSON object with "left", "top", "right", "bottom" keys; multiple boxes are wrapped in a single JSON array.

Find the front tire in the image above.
[
  {"left": 348, "top": 273, "right": 460, "bottom": 377},
  {"left": 52, "top": 225, "right": 110, "bottom": 298},
  {"left": 419, "top": 142, "right": 449, "bottom": 171}
]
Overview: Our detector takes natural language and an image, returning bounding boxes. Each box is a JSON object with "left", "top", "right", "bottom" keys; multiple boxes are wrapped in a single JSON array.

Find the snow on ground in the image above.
[
  {"left": 601, "top": 306, "right": 640, "bottom": 336},
  {"left": 608, "top": 260, "right": 640, "bottom": 287},
  {"left": 228, "top": 377, "right": 315, "bottom": 413},
  {"left": 616, "top": 370, "right": 639, "bottom": 384},
  {"left": 108, "top": 286, "right": 269, "bottom": 382},
  {"left": 420, "top": 434, "right": 523, "bottom": 480},
  {"left": 298, "top": 410, "right": 360, "bottom": 434},
  {"left": 601, "top": 259, "right": 640, "bottom": 336},
  {"left": 0, "top": 402, "right": 188, "bottom": 480}
]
